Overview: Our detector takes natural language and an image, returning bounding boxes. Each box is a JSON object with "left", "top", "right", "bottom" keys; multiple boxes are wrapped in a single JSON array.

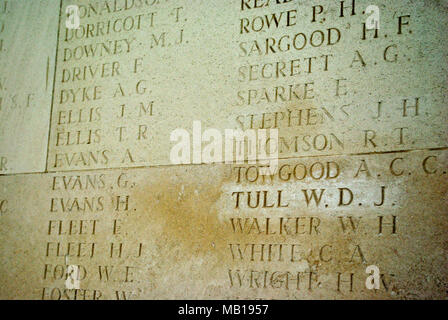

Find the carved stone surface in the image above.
[
  {"left": 0, "top": 0, "right": 447, "bottom": 299},
  {"left": 0, "top": 0, "right": 59, "bottom": 173}
]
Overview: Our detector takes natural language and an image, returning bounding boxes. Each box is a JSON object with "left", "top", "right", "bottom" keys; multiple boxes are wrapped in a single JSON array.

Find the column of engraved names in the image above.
[
  {"left": 41, "top": 171, "right": 144, "bottom": 300},
  {"left": 234, "top": 0, "right": 440, "bottom": 158},
  {"left": 48, "top": 0, "right": 189, "bottom": 171},
  {"left": 235, "top": 0, "right": 342, "bottom": 159},
  {"left": 225, "top": 155, "right": 408, "bottom": 297}
]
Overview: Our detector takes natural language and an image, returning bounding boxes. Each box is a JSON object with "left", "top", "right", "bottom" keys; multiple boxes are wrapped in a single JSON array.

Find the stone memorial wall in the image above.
[{"left": 0, "top": 0, "right": 447, "bottom": 299}]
